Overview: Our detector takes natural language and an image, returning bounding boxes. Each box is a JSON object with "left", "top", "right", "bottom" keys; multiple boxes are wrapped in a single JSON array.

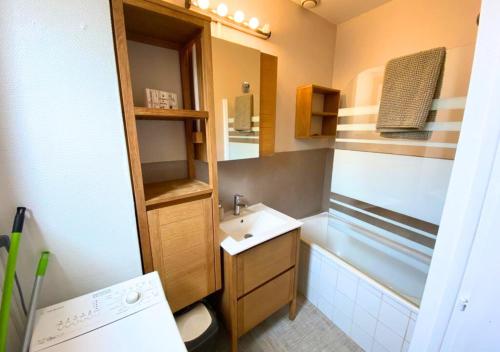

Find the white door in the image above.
[{"left": 439, "top": 141, "right": 500, "bottom": 351}]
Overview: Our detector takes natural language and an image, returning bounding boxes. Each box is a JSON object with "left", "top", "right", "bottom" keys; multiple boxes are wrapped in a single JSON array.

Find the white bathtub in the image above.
[{"left": 298, "top": 212, "right": 426, "bottom": 352}]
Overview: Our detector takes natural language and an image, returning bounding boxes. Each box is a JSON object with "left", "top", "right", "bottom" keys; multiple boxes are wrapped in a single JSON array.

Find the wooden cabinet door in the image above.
[{"left": 147, "top": 197, "right": 215, "bottom": 312}]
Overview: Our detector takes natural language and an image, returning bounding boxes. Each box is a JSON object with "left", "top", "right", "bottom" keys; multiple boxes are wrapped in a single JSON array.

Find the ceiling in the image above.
[{"left": 290, "top": 0, "right": 392, "bottom": 24}]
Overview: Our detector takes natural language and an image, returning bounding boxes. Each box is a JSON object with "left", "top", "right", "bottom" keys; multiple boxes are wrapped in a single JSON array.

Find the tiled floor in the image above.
[{"left": 216, "top": 295, "right": 363, "bottom": 352}]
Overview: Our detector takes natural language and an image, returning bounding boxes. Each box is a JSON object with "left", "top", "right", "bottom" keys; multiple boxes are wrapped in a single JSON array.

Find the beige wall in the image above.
[
  {"left": 127, "top": 40, "right": 187, "bottom": 163},
  {"left": 327, "top": 0, "right": 481, "bottom": 226},
  {"left": 168, "top": 0, "right": 337, "bottom": 153},
  {"left": 332, "top": 0, "right": 481, "bottom": 91}
]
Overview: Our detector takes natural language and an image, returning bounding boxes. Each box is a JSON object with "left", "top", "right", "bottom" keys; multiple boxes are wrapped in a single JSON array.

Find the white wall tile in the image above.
[
  {"left": 374, "top": 322, "right": 404, "bottom": 352},
  {"left": 405, "top": 317, "right": 416, "bottom": 342},
  {"left": 382, "top": 294, "right": 410, "bottom": 317},
  {"left": 356, "top": 282, "right": 382, "bottom": 318},
  {"left": 317, "top": 295, "right": 335, "bottom": 320},
  {"left": 353, "top": 305, "right": 377, "bottom": 335},
  {"left": 378, "top": 300, "right": 410, "bottom": 337},
  {"left": 337, "top": 267, "right": 359, "bottom": 297},
  {"left": 410, "top": 311, "right": 418, "bottom": 321},
  {"left": 304, "top": 251, "right": 322, "bottom": 305},
  {"left": 319, "top": 258, "right": 338, "bottom": 304},
  {"left": 360, "top": 281, "right": 383, "bottom": 298},
  {"left": 334, "top": 290, "right": 355, "bottom": 318},
  {"left": 332, "top": 307, "right": 352, "bottom": 335},
  {"left": 372, "top": 341, "right": 390, "bottom": 352},
  {"left": 402, "top": 341, "right": 410, "bottom": 352},
  {"left": 352, "top": 323, "right": 374, "bottom": 351}
]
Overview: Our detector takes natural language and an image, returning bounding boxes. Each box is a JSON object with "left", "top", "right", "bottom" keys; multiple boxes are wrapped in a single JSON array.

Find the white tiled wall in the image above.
[{"left": 299, "top": 243, "right": 418, "bottom": 352}]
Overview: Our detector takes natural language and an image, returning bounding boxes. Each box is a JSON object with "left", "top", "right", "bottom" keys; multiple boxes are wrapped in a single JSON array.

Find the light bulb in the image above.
[
  {"left": 248, "top": 17, "right": 260, "bottom": 30},
  {"left": 197, "top": 0, "right": 210, "bottom": 10},
  {"left": 233, "top": 10, "right": 245, "bottom": 23},
  {"left": 216, "top": 3, "right": 228, "bottom": 17}
]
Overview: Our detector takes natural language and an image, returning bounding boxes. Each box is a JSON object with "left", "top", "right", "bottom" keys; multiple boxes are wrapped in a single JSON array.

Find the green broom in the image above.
[{"left": 0, "top": 207, "right": 26, "bottom": 352}]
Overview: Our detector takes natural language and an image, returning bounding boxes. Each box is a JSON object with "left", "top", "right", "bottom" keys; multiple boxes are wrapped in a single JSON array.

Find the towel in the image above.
[
  {"left": 234, "top": 94, "right": 254, "bottom": 131},
  {"left": 376, "top": 47, "right": 446, "bottom": 139}
]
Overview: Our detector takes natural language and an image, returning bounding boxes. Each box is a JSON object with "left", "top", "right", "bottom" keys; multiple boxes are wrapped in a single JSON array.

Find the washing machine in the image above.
[{"left": 29, "top": 272, "right": 186, "bottom": 352}]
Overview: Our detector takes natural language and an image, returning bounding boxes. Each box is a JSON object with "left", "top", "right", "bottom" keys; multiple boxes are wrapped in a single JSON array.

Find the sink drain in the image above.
[{"left": 243, "top": 233, "right": 253, "bottom": 239}]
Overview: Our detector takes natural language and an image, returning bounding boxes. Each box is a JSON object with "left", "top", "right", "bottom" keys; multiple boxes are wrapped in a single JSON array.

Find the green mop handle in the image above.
[{"left": 0, "top": 207, "right": 26, "bottom": 352}]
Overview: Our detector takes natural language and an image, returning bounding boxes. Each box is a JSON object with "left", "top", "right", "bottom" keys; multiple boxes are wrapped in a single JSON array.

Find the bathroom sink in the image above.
[{"left": 220, "top": 203, "right": 302, "bottom": 255}]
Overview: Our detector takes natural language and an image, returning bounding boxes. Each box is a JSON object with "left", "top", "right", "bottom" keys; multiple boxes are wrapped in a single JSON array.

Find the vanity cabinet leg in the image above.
[
  {"left": 289, "top": 297, "right": 297, "bottom": 320},
  {"left": 230, "top": 332, "right": 238, "bottom": 352},
  {"left": 289, "top": 230, "right": 300, "bottom": 321}
]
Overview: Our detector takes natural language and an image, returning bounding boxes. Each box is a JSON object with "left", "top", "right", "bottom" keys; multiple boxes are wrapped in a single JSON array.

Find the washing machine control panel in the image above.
[{"left": 30, "top": 272, "right": 166, "bottom": 352}]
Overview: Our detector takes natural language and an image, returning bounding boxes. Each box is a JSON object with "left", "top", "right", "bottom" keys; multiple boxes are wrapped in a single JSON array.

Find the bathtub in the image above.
[{"left": 298, "top": 212, "right": 427, "bottom": 352}]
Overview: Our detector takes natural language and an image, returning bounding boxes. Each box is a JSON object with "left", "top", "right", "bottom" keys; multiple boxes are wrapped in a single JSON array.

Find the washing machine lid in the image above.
[{"left": 30, "top": 272, "right": 186, "bottom": 352}]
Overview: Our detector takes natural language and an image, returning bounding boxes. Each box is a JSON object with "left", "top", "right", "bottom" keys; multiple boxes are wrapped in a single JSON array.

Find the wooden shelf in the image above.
[
  {"left": 135, "top": 107, "right": 209, "bottom": 120},
  {"left": 311, "top": 111, "right": 338, "bottom": 117},
  {"left": 144, "top": 179, "right": 213, "bottom": 207},
  {"left": 296, "top": 134, "right": 333, "bottom": 139},
  {"left": 295, "top": 84, "right": 340, "bottom": 139}
]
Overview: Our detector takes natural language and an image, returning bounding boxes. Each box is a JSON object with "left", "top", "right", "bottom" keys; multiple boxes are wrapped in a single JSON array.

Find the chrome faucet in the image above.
[{"left": 233, "top": 194, "right": 247, "bottom": 216}]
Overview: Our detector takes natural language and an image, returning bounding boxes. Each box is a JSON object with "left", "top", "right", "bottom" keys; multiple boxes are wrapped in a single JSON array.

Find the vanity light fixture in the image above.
[
  {"left": 185, "top": 0, "right": 271, "bottom": 40},
  {"left": 197, "top": 0, "right": 210, "bottom": 10},
  {"left": 248, "top": 17, "right": 260, "bottom": 30},
  {"left": 233, "top": 10, "right": 245, "bottom": 23},
  {"left": 216, "top": 3, "right": 228, "bottom": 17}
]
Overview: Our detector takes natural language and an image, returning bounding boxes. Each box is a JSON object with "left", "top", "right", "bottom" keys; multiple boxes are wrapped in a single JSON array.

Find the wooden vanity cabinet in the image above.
[{"left": 220, "top": 229, "right": 301, "bottom": 352}]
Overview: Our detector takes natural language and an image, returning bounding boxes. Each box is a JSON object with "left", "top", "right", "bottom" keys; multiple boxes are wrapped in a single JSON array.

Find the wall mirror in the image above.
[{"left": 212, "top": 38, "right": 277, "bottom": 161}]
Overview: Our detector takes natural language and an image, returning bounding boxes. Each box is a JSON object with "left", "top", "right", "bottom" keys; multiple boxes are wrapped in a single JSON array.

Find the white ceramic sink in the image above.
[{"left": 220, "top": 203, "right": 302, "bottom": 255}]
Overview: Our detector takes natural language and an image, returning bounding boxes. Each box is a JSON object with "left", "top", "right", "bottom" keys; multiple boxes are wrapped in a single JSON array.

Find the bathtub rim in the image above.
[{"left": 300, "top": 212, "right": 420, "bottom": 313}]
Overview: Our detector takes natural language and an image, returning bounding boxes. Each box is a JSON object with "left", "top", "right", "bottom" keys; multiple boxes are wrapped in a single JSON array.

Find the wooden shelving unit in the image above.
[
  {"left": 311, "top": 111, "right": 338, "bottom": 117},
  {"left": 111, "top": 0, "right": 221, "bottom": 313},
  {"left": 295, "top": 84, "right": 340, "bottom": 139},
  {"left": 134, "top": 107, "right": 209, "bottom": 120},
  {"left": 144, "top": 179, "right": 212, "bottom": 207}
]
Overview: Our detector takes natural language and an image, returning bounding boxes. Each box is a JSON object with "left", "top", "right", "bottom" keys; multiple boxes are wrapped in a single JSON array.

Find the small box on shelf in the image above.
[{"left": 145, "top": 88, "right": 179, "bottom": 110}]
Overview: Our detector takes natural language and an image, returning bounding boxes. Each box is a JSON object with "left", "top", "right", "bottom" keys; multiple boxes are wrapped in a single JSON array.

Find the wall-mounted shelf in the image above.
[
  {"left": 134, "top": 107, "right": 209, "bottom": 120},
  {"left": 144, "top": 179, "right": 213, "bottom": 207},
  {"left": 295, "top": 84, "right": 340, "bottom": 139}
]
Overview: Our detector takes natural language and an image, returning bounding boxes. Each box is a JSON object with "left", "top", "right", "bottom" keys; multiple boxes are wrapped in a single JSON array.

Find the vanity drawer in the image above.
[
  {"left": 237, "top": 268, "right": 295, "bottom": 336},
  {"left": 236, "top": 230, "right": 298, "bottom": 297}
]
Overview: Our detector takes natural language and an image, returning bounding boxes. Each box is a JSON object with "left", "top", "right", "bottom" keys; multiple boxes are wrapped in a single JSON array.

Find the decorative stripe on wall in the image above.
[
  {"left": 329, "top": 193, "right": 437, "bottom": 249},
  {"left": 331, "top": 193, "right": 439, "bottom": 235},
  {"left": 335, "top": 96, "right": 466, "bottom": 160},
  {"left": 229, "top": 137, "right": 259, "bottom": 144},
  {"left": 338, "top": 97, "right": 466, "bottom": 117},
  {"left": 228, "top": 131, "right": 260, "bottom": 137},
  {"left": 334, "top": 142, "right": 456, "bottom": 160},
  {"left": 336, "top": 131, "right": 459, "bottom": 143}
]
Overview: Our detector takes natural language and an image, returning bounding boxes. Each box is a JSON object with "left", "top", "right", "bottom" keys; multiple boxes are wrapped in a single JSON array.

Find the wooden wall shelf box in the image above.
[{"left": 295, "top": 84, "right": 340, "bottom": 139}]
